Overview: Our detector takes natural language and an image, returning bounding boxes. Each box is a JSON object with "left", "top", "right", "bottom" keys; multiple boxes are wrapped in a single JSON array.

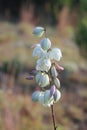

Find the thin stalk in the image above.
[
  {"left": 44, "top": 26, "right": 47, "bottom": 38},
  {"left": 51, "top": 105, "right": 57, "bottom": 130}
]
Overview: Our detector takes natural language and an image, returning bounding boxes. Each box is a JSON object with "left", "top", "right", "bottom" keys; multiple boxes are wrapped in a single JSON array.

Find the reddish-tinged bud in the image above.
[{"left": 56, "top": 64, "right": 64, "bottom": 71}]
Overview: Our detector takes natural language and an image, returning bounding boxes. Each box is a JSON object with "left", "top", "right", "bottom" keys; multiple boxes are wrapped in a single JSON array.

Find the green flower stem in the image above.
[{"left": 51, "top": 105, "right": 57, "bottom": 130}]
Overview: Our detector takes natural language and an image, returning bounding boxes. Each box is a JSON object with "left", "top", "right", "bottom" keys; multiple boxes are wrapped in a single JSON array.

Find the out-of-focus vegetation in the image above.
[{"left": 75, "top": 18, "right": 87, "bottom": 58}]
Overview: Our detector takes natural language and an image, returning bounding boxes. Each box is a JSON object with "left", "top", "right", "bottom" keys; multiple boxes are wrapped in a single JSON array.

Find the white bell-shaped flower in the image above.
[
  {"left": 33, "top": 27, "right": 44, "bottom": 37},
  {"left": 36, "top": 58, "right": 51, "bottom": 72},
  {"left": 47, "top": 48, "right": 62, "bottom": 61},
  {"left": 40, "top": 38, "right": 51, "bottom": 50}
]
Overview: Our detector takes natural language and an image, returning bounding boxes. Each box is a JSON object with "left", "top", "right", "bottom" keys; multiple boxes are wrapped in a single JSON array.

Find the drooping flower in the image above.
[
  {"left": 47, "top": 48, "right": 62, "bottom": 61},
  {"left": 36, "top": 58, "right": 51, "bottom": 72},
  {"left": 33, "top": 27, "right": 44, "bottom": 37}
]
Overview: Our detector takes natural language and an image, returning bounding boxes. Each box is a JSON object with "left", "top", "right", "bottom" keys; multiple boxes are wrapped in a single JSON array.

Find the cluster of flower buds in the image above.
[{"left": 27, "top": 26, "right": 64, "bottom": 107}]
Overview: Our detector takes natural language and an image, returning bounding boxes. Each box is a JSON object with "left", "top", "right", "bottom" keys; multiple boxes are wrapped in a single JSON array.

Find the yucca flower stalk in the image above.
[{"left": 27, "top": 26, "right": 64, "bottom": 130}]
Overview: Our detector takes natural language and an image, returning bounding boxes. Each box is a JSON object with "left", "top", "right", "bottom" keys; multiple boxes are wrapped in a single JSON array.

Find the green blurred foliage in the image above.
[
  {"left": 75, "top": 18, "right": 87, "bottom": 58},
  {"left": 80, "top": 0, "right": 87, "bottom": 13}
]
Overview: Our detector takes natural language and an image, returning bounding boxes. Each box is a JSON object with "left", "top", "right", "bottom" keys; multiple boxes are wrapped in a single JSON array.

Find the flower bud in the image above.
[
  {"left": 33, "top": 44, "right": 45, "bottom": 57},
  {"left": 56, "top": 64, "right": 64, "bottom": 71},
  {"left": 32, "top": 91, "right": 40, "bottom": 102},
  {"left": 33, "top": 27, "right": 44, "bottom": 37},
  {"left": 50, "top": 85, "right": 56, "bottom": 97},
  {"left": 51, "top": 66, "right": 58, "bottom": 78},
  {"left": 54, "top": 78, "right": 60, "bottom": 88},
  {"left": 40, "top": 38, "right": 51, "bottom": 50},
  {"left": 53, "top": 89, "right": 61, "bottom": 102}
]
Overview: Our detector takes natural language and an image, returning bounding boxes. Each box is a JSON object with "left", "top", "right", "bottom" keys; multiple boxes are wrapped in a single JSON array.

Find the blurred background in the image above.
[{"left": 0, "top": 0, "right": 87, "bottom": 130}]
